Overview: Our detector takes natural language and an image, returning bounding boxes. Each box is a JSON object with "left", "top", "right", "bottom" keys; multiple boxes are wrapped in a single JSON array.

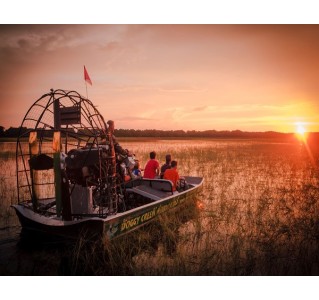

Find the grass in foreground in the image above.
[{"left": 1, "top": 139, "right": 319, "bottom": 275}]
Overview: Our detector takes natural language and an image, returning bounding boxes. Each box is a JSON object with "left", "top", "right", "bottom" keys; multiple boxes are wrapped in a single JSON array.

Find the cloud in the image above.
[
  {"left": 192, "top": 106, "right": 208, "bottom": 112},
  {"left": 1, "top": 25, "right": 319, "bottom": 132},
  {"left": 116, "top": 116, "right": 155, "bottom": 122}
]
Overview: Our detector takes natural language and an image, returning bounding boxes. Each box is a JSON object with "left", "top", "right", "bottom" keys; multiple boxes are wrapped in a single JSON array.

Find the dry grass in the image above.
[
  {"left": 1, "top": 138, "right": 319, "bottom": 275},
  {"left": 0, "top": 143, "right": 19, "bottom": 228}
]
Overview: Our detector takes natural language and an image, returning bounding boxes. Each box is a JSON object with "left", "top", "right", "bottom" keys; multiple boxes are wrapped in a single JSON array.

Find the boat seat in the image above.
[
  {"left": 126, "top": 178, "right": 174, "bottom": 193},
  {"left": 127, "top": 184, "right": 173, "bottom": 201},
  {"left": 145, "top": 179, "right": 174, "bottom": 193}
]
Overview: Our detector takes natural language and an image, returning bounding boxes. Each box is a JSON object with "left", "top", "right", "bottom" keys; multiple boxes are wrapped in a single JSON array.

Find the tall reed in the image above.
[{"left": 1, "top": 138, "right": 319, "bottom": 275}]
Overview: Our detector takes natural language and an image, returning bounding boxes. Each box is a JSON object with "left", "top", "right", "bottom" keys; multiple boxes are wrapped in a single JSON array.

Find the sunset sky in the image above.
[{"left": 1, "top": 24, "right": 319, "bottom": 133}]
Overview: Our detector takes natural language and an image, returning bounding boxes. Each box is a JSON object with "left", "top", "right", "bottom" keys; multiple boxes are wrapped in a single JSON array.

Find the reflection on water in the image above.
[{"left": 1, "top": 138, "right": 319, "bottom": 275}]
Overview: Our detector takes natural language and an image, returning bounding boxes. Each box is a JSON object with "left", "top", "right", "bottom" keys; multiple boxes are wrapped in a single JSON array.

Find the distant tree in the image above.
[
  {"left": 0, "top": 126, "right": 5, "bottom": 137},
  {"left": 0, "top": 125, "right": 298, "bottom": 140},
  {"left": 4, "top": 126, "right": 28, "bottom": 137}
]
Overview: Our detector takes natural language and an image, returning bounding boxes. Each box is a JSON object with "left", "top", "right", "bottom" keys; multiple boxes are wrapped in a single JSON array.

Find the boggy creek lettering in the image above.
[{"left": 120, "top": 198, "right": 181, "bottom": 232}]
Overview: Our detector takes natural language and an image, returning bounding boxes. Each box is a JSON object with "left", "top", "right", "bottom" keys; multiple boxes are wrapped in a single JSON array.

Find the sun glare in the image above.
[
  {"left": 295, "top": 122, "right": 308, "bottom": 142},
  {"left": 296, "top": 123, "right": 306, "bottom": 135}
]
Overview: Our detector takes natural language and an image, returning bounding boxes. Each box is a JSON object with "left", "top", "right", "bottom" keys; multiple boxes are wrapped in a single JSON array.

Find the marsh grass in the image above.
[
  {"left": 0, "top": 143, "right": 19, "bottom": 228},
  {"left": 62, "top": 199, "right": 200, "bottom": 275},
  {"left": 1, "top": 138, "right": 319, "bottom": 275}
]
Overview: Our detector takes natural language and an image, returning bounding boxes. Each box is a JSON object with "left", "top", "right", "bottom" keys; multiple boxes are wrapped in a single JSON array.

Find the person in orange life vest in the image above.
[
  {"left": 143, "top": 151, "right": 160, "bottom": 179},
  {"left": 163, "top": 160, "right": 180, "bottom": 192}
]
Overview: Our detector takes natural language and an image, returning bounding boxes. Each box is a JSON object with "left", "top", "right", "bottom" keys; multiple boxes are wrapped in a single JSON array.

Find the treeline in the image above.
[
  {"left": 114, "top": 128, "right": 295, "bottom": 139},
  {"left": 0, "top": 126, "right": 29, "bottom": 138},
  {"left": 0, "top": 125, "right": 297, "bottom": 139},
  {"left": 4, "top": 125, "right": 319, "bottom": 141}
]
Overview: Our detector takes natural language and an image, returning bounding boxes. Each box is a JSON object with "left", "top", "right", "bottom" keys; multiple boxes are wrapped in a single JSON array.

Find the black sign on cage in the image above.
[{"left": 60, "top": 105, "right": 81, "bottom": 125}]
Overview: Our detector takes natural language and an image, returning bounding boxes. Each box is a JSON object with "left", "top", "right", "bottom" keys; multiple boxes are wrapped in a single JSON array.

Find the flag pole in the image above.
[{"left": 85, "top": 80, "right": 89, "bottom": 99}]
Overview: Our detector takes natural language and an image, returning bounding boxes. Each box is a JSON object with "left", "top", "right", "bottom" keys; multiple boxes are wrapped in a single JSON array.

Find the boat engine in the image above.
[{"left": 65, "top": 145, "right": 109, "bottom": 186}]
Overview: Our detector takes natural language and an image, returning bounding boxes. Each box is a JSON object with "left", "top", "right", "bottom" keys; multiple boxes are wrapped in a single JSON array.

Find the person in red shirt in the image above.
[
  {"left": 143, "top": 151, "right": 160, "bottom": 179},
  {"left": 163, "top": 160, "right": 180, "bottom": 192}
]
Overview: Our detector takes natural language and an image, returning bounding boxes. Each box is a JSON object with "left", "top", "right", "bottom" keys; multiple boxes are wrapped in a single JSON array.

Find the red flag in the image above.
[{"left": 84, "top": 66, "right": 92, "bottom": 85}]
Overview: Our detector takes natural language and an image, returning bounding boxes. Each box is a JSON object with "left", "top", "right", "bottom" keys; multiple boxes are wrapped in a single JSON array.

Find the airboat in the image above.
[{"left": 12, "top": 89, "right": 203, "bottom": 240}]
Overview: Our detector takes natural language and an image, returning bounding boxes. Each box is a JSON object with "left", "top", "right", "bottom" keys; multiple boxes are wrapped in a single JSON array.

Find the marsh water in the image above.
[{"left": 1, "top": 137, "right": 319, "bottom": 275}]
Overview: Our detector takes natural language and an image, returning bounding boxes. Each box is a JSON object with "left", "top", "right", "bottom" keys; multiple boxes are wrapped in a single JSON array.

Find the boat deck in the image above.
[
  {"left": 125, "top": 176, "right": 202, "bottom": 201},
  {"left": 126, "top": 185, "right": 173, "bottom": 200}
]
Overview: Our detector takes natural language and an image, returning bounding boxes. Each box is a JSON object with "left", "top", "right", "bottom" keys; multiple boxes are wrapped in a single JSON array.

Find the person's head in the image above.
[
  {"left": 171, "top": 160, "right": 177, "bottom": 168},
  {"left": 165, "top": 154, "right": 171, "bottom": 164},
  {"left": 107, "top": 120, "right": 114, "bottom": 133},
  {"left": 150, "top": 151, "right": 156, "bottom": 159},
  {"left": 134, "top": 161, "right": 140, "bottom": 169}
]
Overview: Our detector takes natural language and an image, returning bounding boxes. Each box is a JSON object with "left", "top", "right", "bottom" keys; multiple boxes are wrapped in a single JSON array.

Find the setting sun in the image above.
[
  {"left": 296, "top": 123, "right": 306, "bottom": 135},
  {"left": 1, "top": 25, "right": 319, "bottom": 133},
  {"left": 295, "top": 122, "right": 310, "bottom": 142}
]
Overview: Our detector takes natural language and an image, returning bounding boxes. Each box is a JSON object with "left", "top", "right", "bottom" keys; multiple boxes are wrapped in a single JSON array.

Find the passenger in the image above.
[
  {"left": 132, "top": 160, "right": 143, "bottom": 178},
  {"left": 103, "top": 120, "right": 134, "bottom": 182},
  {"left": 106, "top": 120, "right": 131, "bottom": 157},
  {"left": 143, "top": 151, "right": 160, "bottom": 179},
  {"left": 160, "top": 154, "right": 172, "bottom": 179},
  {"left": 163, "top": 160, "right": 180, "bottom": 192}
]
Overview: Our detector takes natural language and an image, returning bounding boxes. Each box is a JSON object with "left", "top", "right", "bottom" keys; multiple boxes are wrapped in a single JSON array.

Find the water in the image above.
[{"left": 1, "top": 138, "right": 319, "bottom": 275}]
